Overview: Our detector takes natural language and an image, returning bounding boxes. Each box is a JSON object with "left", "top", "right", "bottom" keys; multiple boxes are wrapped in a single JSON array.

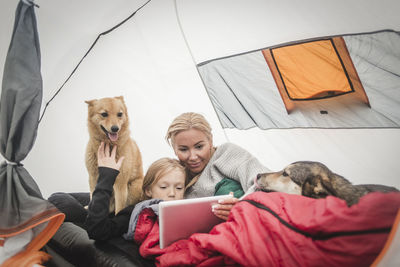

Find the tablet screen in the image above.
[{"left": 159, "top": 195, "right": 231, "bottom": 248}]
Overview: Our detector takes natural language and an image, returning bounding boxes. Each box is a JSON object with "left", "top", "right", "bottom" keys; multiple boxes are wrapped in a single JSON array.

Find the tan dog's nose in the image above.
[{"left": 111, "top": 125, "right": 119, "bottom": 133}]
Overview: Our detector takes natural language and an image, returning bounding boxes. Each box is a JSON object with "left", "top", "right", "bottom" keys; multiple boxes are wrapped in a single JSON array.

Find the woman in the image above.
[{"left": 165, "top": 112, "right": 270, "bottom": 220}]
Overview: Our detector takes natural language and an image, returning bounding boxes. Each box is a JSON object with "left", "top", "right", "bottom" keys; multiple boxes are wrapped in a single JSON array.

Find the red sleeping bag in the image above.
[{"left": 133, "top": 191, "right": 400, "bottom": 267}]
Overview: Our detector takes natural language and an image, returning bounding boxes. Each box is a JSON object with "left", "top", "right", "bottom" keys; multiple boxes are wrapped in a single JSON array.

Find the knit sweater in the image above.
[{"left": 185, "top": 142, "right": 270, "bottom": 198}]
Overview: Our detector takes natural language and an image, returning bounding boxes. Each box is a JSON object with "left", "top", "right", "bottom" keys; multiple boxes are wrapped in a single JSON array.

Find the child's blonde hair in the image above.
[
  {"left": 141, "top": 157, "right": 186, "bottom": 200},
  {"left": 165, "top": 112, "right": 212, "bottom": 147}
]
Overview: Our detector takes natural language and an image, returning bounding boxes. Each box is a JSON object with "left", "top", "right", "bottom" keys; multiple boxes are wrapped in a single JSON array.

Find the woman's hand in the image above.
[
  {"left": 212, "top": 192, "right": 239, "bottom": 221},
  {"left": 97, "top": 142, "right": 124, "bottom": 170}
]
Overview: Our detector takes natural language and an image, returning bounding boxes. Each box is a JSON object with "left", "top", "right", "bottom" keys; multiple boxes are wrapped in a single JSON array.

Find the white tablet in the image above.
[{"left": 159, "top": 194, "right": 231, "bottom": 249}]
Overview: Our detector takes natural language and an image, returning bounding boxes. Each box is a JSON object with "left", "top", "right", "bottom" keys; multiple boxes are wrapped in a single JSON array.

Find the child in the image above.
[
  {"left": 123, "top": 157, "right": 186, "bottom": 244},
  {"left": 84, "top": 143, "right": 185, "bottom": 241},
  {"left": 140, "top": 157, "right": 186, "bottom": 201}
]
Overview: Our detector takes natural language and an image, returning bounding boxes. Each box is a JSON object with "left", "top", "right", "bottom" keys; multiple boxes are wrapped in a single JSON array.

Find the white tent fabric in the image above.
[
  {"left": 179, "top": 0, "right": 400, "bottom": 63},
  {"left": 0, "top": 0, "right": 399, "bottom": 204}
]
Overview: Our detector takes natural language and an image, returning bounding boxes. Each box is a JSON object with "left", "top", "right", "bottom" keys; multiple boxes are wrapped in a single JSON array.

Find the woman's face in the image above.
[
  {"left": 173, "top": 128, "right": 213, "bottom": 175},
  {"left": 145, "top": 168, "right": 185, "bottom": 201}
]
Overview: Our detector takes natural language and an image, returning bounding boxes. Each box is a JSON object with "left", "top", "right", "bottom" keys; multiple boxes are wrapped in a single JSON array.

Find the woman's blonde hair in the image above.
[
  {"left": 141, "top": 157, "right": 186, "bottom": 200},
  {"left": 165, "top": 112, "right": 213, "bottom": 146}
]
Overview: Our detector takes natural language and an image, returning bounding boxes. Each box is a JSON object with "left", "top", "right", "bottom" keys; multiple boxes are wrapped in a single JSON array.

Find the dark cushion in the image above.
[{"left": 46, "top": 222, "right": 155, "bottom": 267}]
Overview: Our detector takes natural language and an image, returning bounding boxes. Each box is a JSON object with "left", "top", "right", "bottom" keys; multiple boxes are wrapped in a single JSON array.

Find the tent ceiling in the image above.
[{"left": 178, "top": 0, "right": 400, "bottom": 63}]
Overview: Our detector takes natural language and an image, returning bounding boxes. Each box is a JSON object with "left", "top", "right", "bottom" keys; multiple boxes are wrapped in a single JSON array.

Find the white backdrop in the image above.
[{"left": 1, "top": 0, "right": 399, "bottom": 198}]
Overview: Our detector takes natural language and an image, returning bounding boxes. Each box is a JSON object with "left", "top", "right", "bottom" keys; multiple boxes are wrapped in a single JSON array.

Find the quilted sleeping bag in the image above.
[{"left": 131, "top": 191, "right": 400, "bottom": 267}]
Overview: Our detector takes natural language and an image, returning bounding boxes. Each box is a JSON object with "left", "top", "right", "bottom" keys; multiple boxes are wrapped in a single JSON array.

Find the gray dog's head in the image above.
[{"left": 255, "top": 161, "right": 333, "bottom": 196}]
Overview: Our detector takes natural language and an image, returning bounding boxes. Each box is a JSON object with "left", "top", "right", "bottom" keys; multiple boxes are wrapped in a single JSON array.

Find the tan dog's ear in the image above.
[
  {"left": 85, "top": 99, "right": 97, "bottom": 106},
  {"left": 115, "top": 96, "right": 125, "bottom": 103}
]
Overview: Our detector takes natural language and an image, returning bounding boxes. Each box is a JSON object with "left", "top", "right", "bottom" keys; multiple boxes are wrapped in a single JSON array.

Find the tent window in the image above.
[{"left": 262, "top": 37, "right": 370, "bottom": 113}]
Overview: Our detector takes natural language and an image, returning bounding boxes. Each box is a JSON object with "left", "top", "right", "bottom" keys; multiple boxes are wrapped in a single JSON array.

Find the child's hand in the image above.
[
  {"left": 97, "top": 142, "right": 124, "bottom": 170},
  {"left": 212, "top": 192, "right": 239, "bottom": 221}
]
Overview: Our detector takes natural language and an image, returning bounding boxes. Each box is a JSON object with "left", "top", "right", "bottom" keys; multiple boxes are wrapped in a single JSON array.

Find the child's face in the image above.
[{"left": 145, "top": 168, "right": 185, "bottom": 201}]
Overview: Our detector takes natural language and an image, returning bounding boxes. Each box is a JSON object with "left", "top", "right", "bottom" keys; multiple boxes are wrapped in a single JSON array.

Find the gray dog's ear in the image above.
[
  {"left": 318, "top": 173, "right": 338, "bottom": 197},
  {"left": 301, "top": 176, "right": 312, "bottom": 196},
  {"left": 302, "top": 175, "right": 331, "bottom": 199}
]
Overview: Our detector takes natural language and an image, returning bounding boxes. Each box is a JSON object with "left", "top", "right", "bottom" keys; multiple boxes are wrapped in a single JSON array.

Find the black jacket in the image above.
[{"left": 84, "top": 167, "right": 135, "bottom": 240}]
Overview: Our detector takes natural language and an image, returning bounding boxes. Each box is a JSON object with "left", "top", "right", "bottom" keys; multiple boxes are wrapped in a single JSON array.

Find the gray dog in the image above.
[{"left": 256, "top": 161, "right": 399, "bottom": 206}]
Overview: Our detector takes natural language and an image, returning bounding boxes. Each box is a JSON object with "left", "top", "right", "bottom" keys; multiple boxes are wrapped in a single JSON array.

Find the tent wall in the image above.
[{"left": 1, "top": 0, "right": 399, "bottom": 198}]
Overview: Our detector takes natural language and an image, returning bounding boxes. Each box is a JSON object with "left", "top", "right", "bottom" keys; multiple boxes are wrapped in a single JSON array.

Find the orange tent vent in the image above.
[{"left": 263, "top": 37, "right": 370, "bottom": 114}]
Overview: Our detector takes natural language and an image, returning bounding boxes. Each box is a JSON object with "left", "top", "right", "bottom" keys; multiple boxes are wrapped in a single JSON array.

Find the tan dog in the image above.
[
  {"left": 85, "top": 96, "right": 143, "bottom": 214},
  {"left": 256, "top": 161, "right": 398, "bottom": 206}
]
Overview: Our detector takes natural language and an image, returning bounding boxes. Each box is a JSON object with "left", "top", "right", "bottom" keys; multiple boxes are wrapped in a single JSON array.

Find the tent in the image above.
[{"left": 0, "top": 0, "right": 399, "bottom": 265}]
